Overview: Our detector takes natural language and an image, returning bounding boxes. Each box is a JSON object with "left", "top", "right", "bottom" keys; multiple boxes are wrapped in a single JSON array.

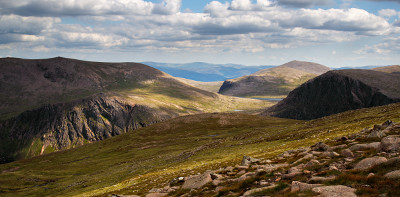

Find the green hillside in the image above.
[{"left": 1, "top": 103, "right": 399, "bottom": 196}]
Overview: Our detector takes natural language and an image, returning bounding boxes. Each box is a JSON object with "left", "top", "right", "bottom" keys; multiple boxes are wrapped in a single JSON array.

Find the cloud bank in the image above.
[{"left": 0, "top": 0, "right": 399, "bottom": 62}]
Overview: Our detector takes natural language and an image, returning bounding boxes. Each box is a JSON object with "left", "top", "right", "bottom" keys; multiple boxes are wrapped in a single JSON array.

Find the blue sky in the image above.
[{"left": 0, "top": 0, "right": 400, "bottom": 67}]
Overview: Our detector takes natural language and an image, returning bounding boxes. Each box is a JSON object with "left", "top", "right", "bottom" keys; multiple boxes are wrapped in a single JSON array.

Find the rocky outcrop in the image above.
[
  {"left": 312, "top": 185, "right": 357, "bottom": 197},
  {"left": 0, "top": 94, "right": 175, "bottom": 163},
  {"left": 139, "top": 120, "right": 400, "bottom": 197},
  {"left": 379, "top": 135, "right": 400, "bottom": 152},
  {"left": 264, "top": 70, "right": 400, "bottom": 120},
  {"left": 182, "top": 173, "right": 212, "bottom": 190},
  {"left": 354, "top": 157, "right": 388, "bottom": 170}
]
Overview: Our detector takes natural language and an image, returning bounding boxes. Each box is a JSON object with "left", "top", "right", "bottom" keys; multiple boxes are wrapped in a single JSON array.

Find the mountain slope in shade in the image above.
[
  {"left": 0, "top": 57, "right": 168, "bottom": 119},
  {"left": 0, "top": 94, "right": 174, "bottom": 163},
  {"left": 0, "top": 57, "right": 271, "bottom": 163},
  {"left": 218, "top": 60, "right": 330, "bottom": 97},
  {"left": 264, "top": 69, "right": 400, "bottom": 120}
]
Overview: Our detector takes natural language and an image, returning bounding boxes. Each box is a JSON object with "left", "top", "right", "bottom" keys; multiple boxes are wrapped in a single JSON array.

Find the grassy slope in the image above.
[
  {"left": 111, "top": 78, "right": 272, "bottom": 115},
  {"left": 0, "top": 103, "right": 399, "bottom": 196},
  {"left": 175, "top": 77, "right": 223, "bottom": 93}
]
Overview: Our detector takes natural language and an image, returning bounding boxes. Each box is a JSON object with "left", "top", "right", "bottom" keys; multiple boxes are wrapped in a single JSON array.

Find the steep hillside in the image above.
[
  {"left": 0, "top": 102, "right": 399, "bottom": 196},
  {"left": 0, "top": 57, "right": 166, "bottom": 119},
  {"left": 0, "top": 57, "right": 272, "bottom": 163},
  {"left": 218, "top": 60, "right": 330, "bottom": 97},
  {"left": 0, "top": 94, "right": 175, "bottom": 163},
  {"left": 264, "top": 70, "right": 400, "bottom": 120}
]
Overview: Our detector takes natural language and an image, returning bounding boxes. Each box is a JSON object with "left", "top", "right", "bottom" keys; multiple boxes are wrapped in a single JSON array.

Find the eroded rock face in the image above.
[{"left": 0, "top": 94, "right": 175, "bottom": 163}]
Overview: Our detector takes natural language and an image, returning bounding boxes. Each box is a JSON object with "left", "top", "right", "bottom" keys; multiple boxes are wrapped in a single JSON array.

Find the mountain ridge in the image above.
[
  {"left": 218, "top": 60, "right": 331, "bottom": 97},
  {"left": 0, "top": 57, "right": 271, "bottom": 163},
  {"left": 264, "top": 69, "right": 400, "bottom": 120}
]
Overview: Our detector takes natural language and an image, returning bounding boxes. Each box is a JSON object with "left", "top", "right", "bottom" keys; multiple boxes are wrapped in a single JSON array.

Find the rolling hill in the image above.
[
  {"left": 264, "top": 69, "right": 400, "bottom": 120},
  {"left": 218, "top": 60, "right": 331, "bottom": 97},
  {"left": 372, "top": 65, "right": 400, "bottom": 73},
  {"left": 0, "top": 57, "right": 271, "bottom": 163},
  {"left": 0, "top": 102, "right": 399, "bottom": 196}
]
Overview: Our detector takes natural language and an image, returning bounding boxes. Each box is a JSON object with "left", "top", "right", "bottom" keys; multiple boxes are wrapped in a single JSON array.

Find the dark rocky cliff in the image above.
[
  {"left": 264, "top": 70, "right": 400, "bottom": 120},
  {"left": 0, "top": 94, "right": 176, "bottom": 163}
]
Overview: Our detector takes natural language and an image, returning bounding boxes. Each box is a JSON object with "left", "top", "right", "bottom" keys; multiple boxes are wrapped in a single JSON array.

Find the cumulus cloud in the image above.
[
  {"left": 0, "top": 0, "right": 397, "bottom": 56},
  {"left": 0, "top": 15, "right": 59, "bottom": 35},
  {"left": 379, "top": 9, "right": 398, "bottom": 18},
  {"left": 277, "top": 0, "right": 333, "bottom": 8},
  {"left": 204, "top": 1, "right": 230, "bottom": 17},
  {"left": 0, "top": 0, "right": 182, "bottom": 17},
  {"left": 152, "top": 0, "right": 181, "bottom": 15},
  {"left": 356, "top": 36, "right": 400, "bottom": 55},
  {"left": 277, "top": 8, "right": 391, "bottom": 35}
]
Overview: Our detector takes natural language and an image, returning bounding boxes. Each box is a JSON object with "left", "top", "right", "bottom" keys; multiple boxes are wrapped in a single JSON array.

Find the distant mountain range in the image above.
[
  {"left": 142, "top": 62, "right": 274, "bottom": 82},
  {"left": 218, "top": 60, "right": 331, "bottom": 97}
]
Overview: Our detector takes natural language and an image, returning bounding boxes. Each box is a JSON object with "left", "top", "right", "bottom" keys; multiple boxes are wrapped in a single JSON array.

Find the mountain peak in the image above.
[{"left": 280, "top": 60, "right": 331, "bottom": 75}]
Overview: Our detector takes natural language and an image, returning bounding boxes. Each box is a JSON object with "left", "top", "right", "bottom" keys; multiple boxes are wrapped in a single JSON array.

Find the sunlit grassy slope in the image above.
[
  {"left": 114, "top": 78, "right": 270, "bottom": 115},
  {"left": 0, "top": 103, "right": 399, "bottom": 197}
]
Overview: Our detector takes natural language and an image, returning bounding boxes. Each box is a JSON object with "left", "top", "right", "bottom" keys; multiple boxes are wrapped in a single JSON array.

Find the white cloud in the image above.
[
  {"left": 230, "top": 0, "right": 253, "bottom": 10},
  {"left": 0, "top": 0, "right": 183, "bottom": 17},
  {"left": 355, "top": 36, "right": 400, "bottom": 55},
  {"left": 204, "top": 1, "right": 230, "bottom": 17},
  {"left": 379, "top": 9, "right": 398, "bottom": 18},
  {"left": 0, "top": 0, "right": 397, "bottom": 61},
  {"left": 278, "top": 8, "right": 392, "bottom": 35},
  {"left": 277, "top": 0, "right": 333, "bottom": 8},
  {"left": 152, "top": 0, "right": 181, "bottom": 15},
  {"left": 0, "top": 15, "right": 59, "bottom": 35}
]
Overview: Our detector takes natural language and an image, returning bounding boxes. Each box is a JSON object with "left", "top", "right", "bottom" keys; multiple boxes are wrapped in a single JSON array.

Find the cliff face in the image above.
[
  {"left": 0, "top": 94, "right": 176, "bottom": 163},
  {"left": 264, "top": 70, "right": 400, "bottom": 120}
]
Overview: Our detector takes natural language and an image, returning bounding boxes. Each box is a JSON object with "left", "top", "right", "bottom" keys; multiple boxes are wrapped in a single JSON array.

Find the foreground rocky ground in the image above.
[{"left": 114, "top": 120, "right": 400, "bottom": 197}]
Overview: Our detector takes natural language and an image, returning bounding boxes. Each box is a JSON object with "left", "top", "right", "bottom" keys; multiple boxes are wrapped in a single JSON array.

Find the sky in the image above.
[{"left": 0, "top": 0, "right": 400, "bottom": 67}]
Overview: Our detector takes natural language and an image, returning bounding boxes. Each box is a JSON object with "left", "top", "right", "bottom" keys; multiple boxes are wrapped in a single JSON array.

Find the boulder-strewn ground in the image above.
[{"left": 142, "top": 120, "right": 400, "bottom": 197}]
